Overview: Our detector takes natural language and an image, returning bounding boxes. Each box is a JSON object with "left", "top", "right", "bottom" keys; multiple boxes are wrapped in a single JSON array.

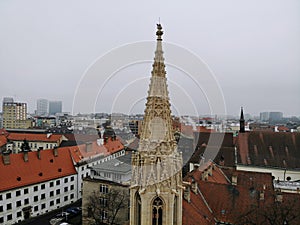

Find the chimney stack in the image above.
[
  {"left": 37, "top": 149, "right": 41, "bottom": 160},
  {"left": 86, "top": 142, "right": 93, "bottom": 152},
  {"left": 53, "top": 147, "right": 58, "bottom": 157},
  {"left": 2, "top": 150, "right": 11, "bottom": 165},
  {"left": 23, "top": 151, "right": 29, "bottom": 162},
  {"left": 232, "top": 174, "right": 238, "bottom": 186}
]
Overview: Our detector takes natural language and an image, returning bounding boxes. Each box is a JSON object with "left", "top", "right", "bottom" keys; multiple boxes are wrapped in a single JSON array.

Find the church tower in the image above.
[
  {"left": 130, "top": 24, "right": 183, "bottom": 225},
  {"left": 239, "top": 107, "right": 245, "bottom": 133}
]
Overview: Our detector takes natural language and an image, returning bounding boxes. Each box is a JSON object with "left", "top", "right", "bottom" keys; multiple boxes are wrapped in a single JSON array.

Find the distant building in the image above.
[
  {"left": 49, "top": 101, "right": 62, "bottom": 115},
  {"left": 36, "top": 99, "right": 48, "bottom": 116},
  {"left": 269, "top": 111, "right": 283, "bottom": 122},
  {"left": 2, "top": 100, "right": 30, "bottom": 129},
  {"left": 260, "top": 112, "right": 269, "bottom": 121}
]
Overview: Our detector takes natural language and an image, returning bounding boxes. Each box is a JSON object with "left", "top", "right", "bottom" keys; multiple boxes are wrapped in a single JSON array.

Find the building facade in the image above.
[
  {"left": 2, "top": 101, "right": 29, "bottom": 129},
  {"left": 36, "top": 99, "right": 48, "bottom": 116},
  {"left": 130, "top": 24, "right": 183, "bottom": 225},
  {"left": 0, "top": 148, "right": 78, "bottom": 225},
  {"left": 49, "top": 101, "right": 62, "bottom": 115}
]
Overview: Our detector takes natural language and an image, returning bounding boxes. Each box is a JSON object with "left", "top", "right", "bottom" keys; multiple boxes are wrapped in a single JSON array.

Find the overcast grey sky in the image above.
[{"left": 0, "top": 0, "right": 299, "bottom": 117}]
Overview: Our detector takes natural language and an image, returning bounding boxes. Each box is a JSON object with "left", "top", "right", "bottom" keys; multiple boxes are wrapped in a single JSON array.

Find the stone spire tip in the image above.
[{"left": 156, "top": 24, "right": 163, "bottom": 41}]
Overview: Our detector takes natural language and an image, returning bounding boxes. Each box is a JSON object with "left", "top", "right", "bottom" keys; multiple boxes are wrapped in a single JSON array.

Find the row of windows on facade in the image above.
[
  {"left": 0, "top": 193, "right": 75, "bottom": 223},
  {"left": 15, "top": 142, "right": 57, "bottom": 149},
  {"left": 0, "top": 176, "right": 75, "bottom": 201},
  {"left": 0, "top": 186, "right": 75, "bottom": 212}
]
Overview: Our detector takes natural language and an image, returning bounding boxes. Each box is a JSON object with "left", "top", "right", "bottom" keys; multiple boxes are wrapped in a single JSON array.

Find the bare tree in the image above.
[
  {"left": 236, "top": 193, "right": 300, "bottom": 225},
  {"left": 86, "top": 189, "right": 129, "bottom": 225}
]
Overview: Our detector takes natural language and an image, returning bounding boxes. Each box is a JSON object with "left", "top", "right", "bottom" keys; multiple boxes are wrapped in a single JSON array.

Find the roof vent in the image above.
[
  {"left": 17, "top": 176, "right": 21, "bottom": 181},
  {"left": 58, "top": 168, "right": 62, "bottom": 172},
  {"left": 39, "top": 172, "right": 43, "bottom": 176},
  {"left": 50, "top": 159, "right": 54, "bottom": 163}
]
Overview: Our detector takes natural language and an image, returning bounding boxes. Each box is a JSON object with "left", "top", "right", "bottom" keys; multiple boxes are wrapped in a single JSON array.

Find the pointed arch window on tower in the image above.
[{"left": 152, "top": 197, "right": 163, "bottom": 225}]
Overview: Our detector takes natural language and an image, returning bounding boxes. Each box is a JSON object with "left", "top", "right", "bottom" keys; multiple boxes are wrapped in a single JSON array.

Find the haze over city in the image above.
[{"left": 0, "top": 0, "right": 299, "bottom": 116}]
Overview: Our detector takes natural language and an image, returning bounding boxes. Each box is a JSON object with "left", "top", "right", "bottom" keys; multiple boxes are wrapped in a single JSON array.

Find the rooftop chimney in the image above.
[
  {"left": 232, "top": 174, "right": 237, "bottom": 186},
  {"left": 53, "top": 147, "right": 58, "bottom": 157},
  {"left": 2, "top": 150, "right": 11, "bottom": 165},
  {"left": 86, "top": 142, "right": 93, "bottom": 152},
  {"left": 23, "top": 151, "right": 29, "bottom": 162},
  {"left": 37, "top": 149, "right": 41, "bottom": 160}
]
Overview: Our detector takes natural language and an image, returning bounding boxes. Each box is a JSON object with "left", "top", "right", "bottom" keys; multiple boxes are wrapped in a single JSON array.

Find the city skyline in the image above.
[{"left": 0, "top": 0, "right": 299, "bottom": 116}]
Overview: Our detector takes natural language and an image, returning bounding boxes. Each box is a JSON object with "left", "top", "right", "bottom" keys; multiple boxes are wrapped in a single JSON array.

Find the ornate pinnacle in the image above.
[{"left": 156, "top": 24, "right": 163, "bottom": 41}]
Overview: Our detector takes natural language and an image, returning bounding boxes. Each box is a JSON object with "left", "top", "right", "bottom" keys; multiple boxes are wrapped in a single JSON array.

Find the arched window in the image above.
[
  {"left": 135, "top": 192, "right": 141, "bottom": 225},
  {"left": 152, "top": 197, "right": 163, "bottom": 225}
]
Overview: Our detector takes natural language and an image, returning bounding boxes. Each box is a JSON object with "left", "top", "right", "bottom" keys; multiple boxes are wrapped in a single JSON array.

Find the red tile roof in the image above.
[
  {"left": 0, "top": 148, "right": 76, "bottom": 191},
  {"left": 0, "top": 135, "right": 7, "bottom": 148},
  {"left": 7, "top": 133, "right": 65, "bottom": 142},
  {"left": 67, "top": 138, "right": 124, "bottom": 163}
]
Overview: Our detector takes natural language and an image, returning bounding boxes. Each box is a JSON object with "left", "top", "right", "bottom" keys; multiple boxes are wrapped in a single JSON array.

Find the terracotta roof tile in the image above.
[
  {"left": 0, "top": 148, "right": 76, "bottom": 191},
  {"left": 0, "top": 135, "right": 7, "bottom": 148},
  {"left": 8, "top": 133, "right": 65, "bottom": 142}
]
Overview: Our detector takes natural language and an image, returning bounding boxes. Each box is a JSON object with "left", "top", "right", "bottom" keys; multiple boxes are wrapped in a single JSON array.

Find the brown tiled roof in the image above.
[
  {"left": 237, "top": 131, "right": 300, "bottom": 169},
  {"left": 68, "top": 138, "right": 124, "bottom": 163},
  {"left": 183, "top": 163, "right": 300, "bottom": 224},
  {"left": 0, "top": 135, "right": 7, "bottom": 148},
  {"left": 0, "top": 148, "right": 77, "bottom": 191},
  {"left": 8, "top": 133, "right": 64, "bottom": 142}
]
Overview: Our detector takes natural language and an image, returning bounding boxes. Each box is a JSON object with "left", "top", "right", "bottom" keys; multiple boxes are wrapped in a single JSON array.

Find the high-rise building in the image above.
[
  {"left": 2, "top": 98, "right": 29, "bottom": 129},
  {"left": 49, "top": 101, "right": 62, "bottom": 115},
  {"left": 269, "top": 112, "right": 283, "bottom": 122},
  {"left": 130, "top": 24, "right": 183, "bottom": 225},
  {"left": 36, "top": 98, "right": 48, "bottom": 116},
  {"left": 260, "top": 112, "right": 269, "bottom": 121}
]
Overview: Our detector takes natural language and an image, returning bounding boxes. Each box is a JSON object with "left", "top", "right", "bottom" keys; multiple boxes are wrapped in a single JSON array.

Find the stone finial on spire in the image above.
[
  {"left": 239, "top": 107, "right": 245, "bottom": 133},
  {"left": 156, "top": 24, "right": 163, "bottom": 41}
]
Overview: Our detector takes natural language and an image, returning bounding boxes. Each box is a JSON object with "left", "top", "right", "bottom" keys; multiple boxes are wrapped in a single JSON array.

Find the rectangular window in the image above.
[
  {"left": 34, "top": 186, "right": 38, "bottom": 192},
  {"left": 41, "top": 203, "right": 46, "bottom": 209},
  {"left": 64, "top": 187, "right": 68, "bottom": 193},
  {"left": 41, "top": 194, "right": 45, "bottom": 200},
  {"left": 6, "top": 193, "right": 11, "bottom": 199},
  {"left": 100, "top": 198, "right": 108, "bottom": 207},
  {"left": 70, "top": 194, "right": 74, "bottom": 199},
  {"left": 56, "top": 180, "right": 60, "bottom": 185},
  {"left": 64, "top": 177, "right": 68, "bottom": 183},
  {"left": 64, "top": 196, "right": 68, "bottom": 202},
  {"left": 41, "top": 184, "right": 45, "bottom": 190},
  {"left": 100, "top": 184, "right": 108, "bottom": 194},
  {"left": 24, "top": 188, "right": 29, "bottom": 194},
  {"left": 56, "top": 199, "right": 60, "bottom": 204},
  {"left": 34, "top": 196, "right": 38, "bottom": 202},
  {"left": 70, "top": 184, "right": 74, "bottom": 190},
  {"left": 50, "top": 181, "right": 54, "bottom": 187},
  {"left": 7, "top": 214, "right": 12, "bottom": 221},
  {"left": 16, "top": 200, "right": 21, "bottom": 207},
  {"left": 0, "top": 194, "right": 2, "bottom": 200},
  {"left": 17, "top": 211, "right": 22, "bottom": 217},
  {"left": 16, "top": 190, "right": 21, "bottom": 197},
  {"left": 50, "top": 200, "right": 54, "bottom": 206},
  {"left": 0, "top": 217, "right": 3, "bottom": 223},
  {"left": 70, "top": 176, "right": 74, "bottom": 181},
  {"left": 34, "top": 206, "right": 38, "bottom": 212},
  {"left": 56, "top": 189, "right": 60, "bottom": 195},
  {"left": 24, "top": 198, "right": 29, "bottom": 205},
  {"left": 50, "top": 191, "right": 54, "bottom": 197},
  {"left": 7, "top": 203, "right": 12, "bottom": 210},
  {"left": 0, "top": 206, "right": 3, "bottom": 212}
]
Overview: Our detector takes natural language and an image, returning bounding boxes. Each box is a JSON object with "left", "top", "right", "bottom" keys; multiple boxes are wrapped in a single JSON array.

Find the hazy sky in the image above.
[{"left": 0, "top": 0, "right": 299, "bottom": 117}]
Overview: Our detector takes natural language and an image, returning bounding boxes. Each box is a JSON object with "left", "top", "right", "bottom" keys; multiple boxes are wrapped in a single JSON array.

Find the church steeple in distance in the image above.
[
  {"left": 130, "top": 24, "right": 183, "bottom": 225},
  {"left": 239, "top": 107, "right": 245, "bottom": 133}
]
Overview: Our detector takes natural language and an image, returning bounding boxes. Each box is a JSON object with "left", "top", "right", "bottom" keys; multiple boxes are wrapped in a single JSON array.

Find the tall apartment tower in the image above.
[
  {"left": 130, "top": 24, "right": 183, "bottom": 225},
  {"left": 49, "top": 101, "right": 62, "bottom": 115},
  {"left": 2, "top": 98, "right": 28, "bottom": 129},
  {"left": 36, "top": 98, "right": 48, "bottom": 116}
]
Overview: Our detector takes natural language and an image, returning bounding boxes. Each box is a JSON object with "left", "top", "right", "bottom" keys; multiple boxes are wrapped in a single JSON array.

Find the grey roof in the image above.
[{"left": 91, "top": 153, "right": 132, "bottom": 174}]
